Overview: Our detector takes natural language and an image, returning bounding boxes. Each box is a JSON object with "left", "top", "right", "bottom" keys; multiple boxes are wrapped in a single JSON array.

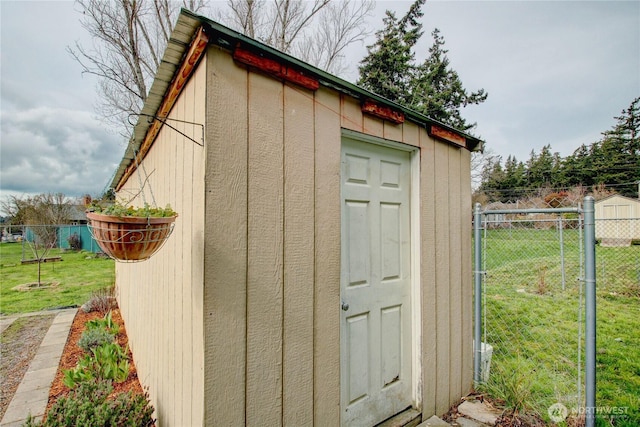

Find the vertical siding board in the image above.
[
  {"left": 383, "top": 121, "right": 403, "bottom": 143},
  {"left": 363, "top": 115, "right": 384, "bottom": 138},
  {"left": 283, "top": 84, "right": 315, "bottom": 426},
  {"left": 159, "top": 127, "right": 169, "bottom": 425},
  {"left": 203, "top": 48, "right": 248, "bottom": 425},
  {"left": 402, "top": 122, "right": 420, "bottom": 148},
  {"left": 246, "top": 71, "right": 285, "bottom": 426},
  {"left": 434, "top": 141, "right": 451, "bottom": 415},
  {"left": 448, "top": 148, "right": 463, "bottom": 403},
  {"left": 175, "top": 84, "right": 186, "bottom": 426},
  {"left": 165, "top": 126, "right": 173, "bottom": 425},
  {"left": 191, "top": 59, "right": 206, "bottom": 426},
  {"left": 420, "top": 131, "right": 437, "bottom": 417},
  {"left": 340, "top": 95, "right": 363, "bottom": 132},
  {"left": 314, "top": 87, "right": 342, "bottom": 425},
  {"left": 178, "top": 78, "right": 190, "bottom": 427},
  {"left": 167, "top": 90, "right": 179, "bottom": 427},
  {"left": 460, "top": 149, "right": 473, "bottom": 394}
]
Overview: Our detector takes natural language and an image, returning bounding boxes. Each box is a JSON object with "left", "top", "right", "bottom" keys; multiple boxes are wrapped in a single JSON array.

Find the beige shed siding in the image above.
[
  {"left": 314, "top": 86, "right": 342, "bottom": 425},
  {"left": 433, "top": 141, "right": 452, "bottom": 414},
  {"left": 203, "top": 46, "right": 248, "bottom": 425},
  {"left": 202, "top": 45, "right": 472, "bottom": 423},
  {"left": 246, "top": 71, "right": 285, "bottom": 425},
  {"left": 283, "top": 84, "right": 316, "bottom": 425},
  {"left": 419, "top": 131, "right": 438, "bottom": 417},
  {"left": 447, "top": 147, "right": 463, "bottom": 405},
  {"left": 117, "top": 42, "right": 473, "bottom": 425},
  {"left": 116, "top": 58, "right": 206, "bottom": 427},
  {"left": 595, "top": 195, "right": 640, "bottom": 240}
]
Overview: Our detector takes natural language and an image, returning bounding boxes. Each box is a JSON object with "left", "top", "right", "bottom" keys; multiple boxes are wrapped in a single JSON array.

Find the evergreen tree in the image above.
[
  {"left": 478, "top": 156, "right": 505, "bottom": 201},
  {"left": 563, "top": 144, "right": 593, "bottom": 188},
  {"left": 409, "top": 29, "right": 488, "bottom": 132},
  {"left": 503, "top": 155, "right": 526, "bottom": 198},
  {"left": 358, "top": 0, "right": 487, "bottom": 133},
  {"left": 357, "top": 0, "right": 425, "bottom": 105},
  {"left": 598, "top": 97, "right": 640, "bottom": 196},
  {"left": 476, "top": 98, "right": 640, "bottom": 202}
]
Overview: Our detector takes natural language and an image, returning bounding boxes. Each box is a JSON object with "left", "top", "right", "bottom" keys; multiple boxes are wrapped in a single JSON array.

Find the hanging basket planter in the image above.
[{"left": 87, "top": 212, "right": 177, "bottom": 262}]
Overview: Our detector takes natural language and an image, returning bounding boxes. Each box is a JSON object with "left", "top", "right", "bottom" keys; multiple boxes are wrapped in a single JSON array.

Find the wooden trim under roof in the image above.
[
  {"left": 115, "top": 26, "right": 209, "bottom": 191},
  {"left": 361, "top": 99, "right": 405, "bottom": 124},
  {"left": 233, "top": 44, "right": 320, "bottom": 91},
  {"left": 428, "top": 124, "right": 467, "bottom": 148}
]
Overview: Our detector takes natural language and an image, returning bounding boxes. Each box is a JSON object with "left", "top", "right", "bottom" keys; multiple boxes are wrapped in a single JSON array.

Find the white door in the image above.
[{"left": 340, "top": 138, "right": 413, "bottom": 426}]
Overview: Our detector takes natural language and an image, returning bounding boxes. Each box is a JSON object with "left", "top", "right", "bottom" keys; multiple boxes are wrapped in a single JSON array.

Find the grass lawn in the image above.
[
  {"left": 0, "top": 242, "right": 115, "bottom": 314},
  {"left": 478, "top": 228, "right": 639, "bottom": 426}
]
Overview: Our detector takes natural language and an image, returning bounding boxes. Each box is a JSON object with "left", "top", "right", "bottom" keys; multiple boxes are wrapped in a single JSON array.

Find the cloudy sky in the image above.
[{"left": 1, "top": 1, "right": 639, "bottom": 209}]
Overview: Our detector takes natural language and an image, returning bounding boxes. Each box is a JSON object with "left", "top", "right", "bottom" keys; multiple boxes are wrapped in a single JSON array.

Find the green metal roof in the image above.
[{"left": 111, "top": 9, "right": 484, "bottom": 190}]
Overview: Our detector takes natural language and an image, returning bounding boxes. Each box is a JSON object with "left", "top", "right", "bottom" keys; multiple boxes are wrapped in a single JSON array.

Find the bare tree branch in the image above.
[
  {"left": 69, "top": 0, "right": 206, "bottom": 136},
  {"left": 71, "top": 0, "right": 371, "bottom": 136},
  {"left": 219, "top": 0, "right": 373, "bottom": 73}
]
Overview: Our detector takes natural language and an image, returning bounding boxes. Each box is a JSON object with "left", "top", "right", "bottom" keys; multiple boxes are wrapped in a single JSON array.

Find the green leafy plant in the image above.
[
  {"left": 63, "top": 355, "right": 95, "bottom": 388},
  {"left": 63, "top": 311, "right": 129, "bottom": 389},
  {"left": 24, "top": 380, "right": 155, "bottom": 426},
  {"left": 77, "top": 327, "right": 115, "bottom": 353},
  {"left": 63, "top": 342, "right": 129, "bottom": 388},
  {"left": 86, "top": 311, "right": 120, "bottom": 335},
  {"left": 91, "top": 342, "right": 130, "bottom": 383},
  {"left": 88, "top": 201, "right": 176, "bottom": 218}
]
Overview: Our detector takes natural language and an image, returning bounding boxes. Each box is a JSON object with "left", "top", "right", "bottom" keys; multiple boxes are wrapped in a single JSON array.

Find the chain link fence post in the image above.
[
  {"left": 583, "top": 196, "right": 596, "bottom": 427},
  {"left": 474, "top": 202, "right": 483, "bottom": 385}
]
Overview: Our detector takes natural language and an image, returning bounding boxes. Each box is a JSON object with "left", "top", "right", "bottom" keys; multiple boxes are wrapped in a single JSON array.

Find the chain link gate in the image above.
[{"left": 473, "top": 198, "right": 600, "bottom": 426}]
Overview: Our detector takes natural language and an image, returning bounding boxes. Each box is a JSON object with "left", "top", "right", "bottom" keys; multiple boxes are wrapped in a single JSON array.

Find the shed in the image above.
[
  {"left": 595, "top": 194, "right": 640, "bottom": 244},
  {"left": 111, "top": 9, "right": 481, "bottom": 426}
]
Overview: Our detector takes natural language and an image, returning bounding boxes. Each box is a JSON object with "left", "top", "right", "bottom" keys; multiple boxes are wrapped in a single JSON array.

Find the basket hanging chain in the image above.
[{"left": 132, "top": 147, "right": 158, "bottom": 210}]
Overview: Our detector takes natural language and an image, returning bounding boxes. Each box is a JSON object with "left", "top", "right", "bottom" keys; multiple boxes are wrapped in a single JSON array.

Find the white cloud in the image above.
[{"left": 0, "top": 106, "right": 121, "bottom": 197}]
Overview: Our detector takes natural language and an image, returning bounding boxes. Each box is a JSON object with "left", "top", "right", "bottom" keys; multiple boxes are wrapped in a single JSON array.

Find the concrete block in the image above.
[
  {"left": 26, "top": 355, "right": 59, "bottom": 371},
  {"left": 457, "top": 401, "right": 500, "bottom": 426},
  {"left": 418, "top": 415, "right": 451, "bottom": 426},
  {"left": 454, "top": 416, "right": 488, "bottom": 427}
]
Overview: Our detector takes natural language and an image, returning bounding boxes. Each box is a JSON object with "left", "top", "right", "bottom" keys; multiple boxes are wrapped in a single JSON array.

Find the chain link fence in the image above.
[{"left": 475, "top": 203, "right": 640, "bottom": 425}]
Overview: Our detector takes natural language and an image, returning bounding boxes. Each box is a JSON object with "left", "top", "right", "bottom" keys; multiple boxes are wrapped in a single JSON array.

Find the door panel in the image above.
[
  {"left": 346, "top": 201, "right": 371, "bottom": 286},
  {"left": 347, "top": 313, "right": 370, "bottom": 403},
  {"left": 341, "top": 138, "right": 413, "bottom": 426}
]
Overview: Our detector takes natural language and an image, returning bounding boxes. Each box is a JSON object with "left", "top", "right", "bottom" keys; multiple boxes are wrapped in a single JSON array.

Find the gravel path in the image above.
[{"left": 0, "top": 314, "right": 54, "bottom": 420}]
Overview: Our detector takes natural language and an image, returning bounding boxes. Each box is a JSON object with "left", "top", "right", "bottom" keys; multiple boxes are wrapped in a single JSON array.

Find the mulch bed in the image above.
[{"left": 45, "top": 308, "right": 144, "bottom": 414}]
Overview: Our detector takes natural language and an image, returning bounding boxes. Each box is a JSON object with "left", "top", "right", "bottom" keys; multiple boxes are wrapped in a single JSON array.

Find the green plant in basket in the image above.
[{"left": 88, "top": 201, "right": 176, "bottom": 218}]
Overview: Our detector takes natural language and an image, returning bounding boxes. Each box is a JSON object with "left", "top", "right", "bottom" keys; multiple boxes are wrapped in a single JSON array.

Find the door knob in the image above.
[{"left": 341, "top": 301, "right": 349, "bottom": 311}]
